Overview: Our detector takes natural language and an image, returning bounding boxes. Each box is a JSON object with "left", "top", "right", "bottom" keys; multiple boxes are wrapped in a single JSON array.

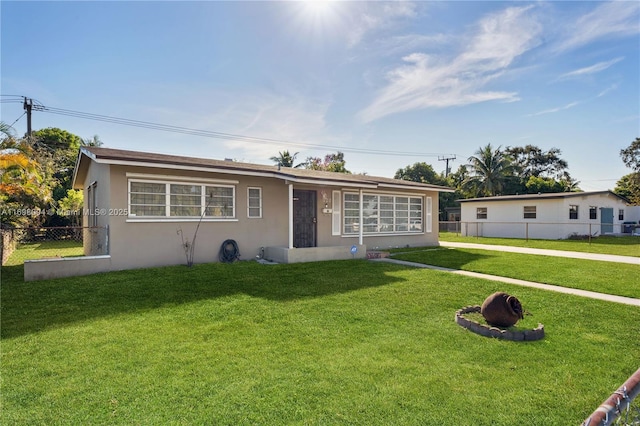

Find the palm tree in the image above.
[
  {"left": 464, "top": 144, "right": 514, "bottom": 197},
  {"left": 270, "top": 150, "right": 302, "bottom": 168}
]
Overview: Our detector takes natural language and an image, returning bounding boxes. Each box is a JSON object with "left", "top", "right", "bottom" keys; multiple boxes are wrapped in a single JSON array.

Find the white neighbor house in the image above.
[{"left": 459, "top": 191, "right": 638, "bottom": 240}]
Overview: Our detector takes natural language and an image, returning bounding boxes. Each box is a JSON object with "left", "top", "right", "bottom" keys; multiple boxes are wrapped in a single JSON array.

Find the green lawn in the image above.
[
  {"left": 2, "top": 260, "right": 639, "bottom": 425},
  {"left": 391, "top": 247, "right": 640, "bottom": 299},
  {"left": 3, "top": 240, "right": 84, "bottom": 266},
  {"left": 439, "top": 232, "right": 640, "bottom": 257}
]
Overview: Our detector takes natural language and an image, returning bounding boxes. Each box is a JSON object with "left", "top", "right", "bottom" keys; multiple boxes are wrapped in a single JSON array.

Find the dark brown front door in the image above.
[{"left": 293, "top": 190, "right": 317, "bottom": 248}]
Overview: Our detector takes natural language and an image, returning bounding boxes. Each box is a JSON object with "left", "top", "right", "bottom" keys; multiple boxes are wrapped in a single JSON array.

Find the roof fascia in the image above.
[{"left": 377, "top": 182, "right": 454, "bottom": 193}]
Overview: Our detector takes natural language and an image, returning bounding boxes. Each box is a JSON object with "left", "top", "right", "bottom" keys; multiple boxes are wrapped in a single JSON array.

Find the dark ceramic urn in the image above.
[{"left": 480, "top": 292, "right": 524, "bottom": 328}]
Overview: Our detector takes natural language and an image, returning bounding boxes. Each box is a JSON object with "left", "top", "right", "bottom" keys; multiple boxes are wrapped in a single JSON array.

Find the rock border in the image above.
[{"left": 455, "top": 305, "right": 545, "bottom": 341}]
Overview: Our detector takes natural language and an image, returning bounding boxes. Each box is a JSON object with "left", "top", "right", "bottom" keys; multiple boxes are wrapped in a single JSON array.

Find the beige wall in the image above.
[{"left": 81, "top": 162, "right": 441, "bottom": 271}]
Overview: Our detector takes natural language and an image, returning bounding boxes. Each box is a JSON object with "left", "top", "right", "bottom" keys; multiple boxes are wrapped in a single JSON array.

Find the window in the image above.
[
  {"left": 343, "top": 193, "right": 424, "bottom": 234},
  {"left": 129, "top": 180, "right": 235, "bottom": 219},
  {"left": 523, "top": 206, "right": 537, "bottom": 219},
  {"left": 619, "top": 209, "right": 624, "bottom": 221},
  {"left": 247, "top": 187, "right": 262, "bottom": 218},
  {"left": 569, "top": 205, "right": 578, "bottom": 220},
  {"left": 87, "top": 182, "right": 98, "bottom": 226},
  {"left": 476, "top": 207, "right": 487, "bottom": 220},
  {"left": 589, "top": 206, "right": 597, "bottom": 220}
]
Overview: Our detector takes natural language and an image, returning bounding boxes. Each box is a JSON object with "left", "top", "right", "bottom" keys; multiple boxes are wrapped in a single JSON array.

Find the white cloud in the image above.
[
  {"left": 347, "top": 1, "right": 418, "bottom": 48},
  {"left": 527, "top": 101, "right": 580, "bottom": 117},
  {"left": 554, "top": 1, "right": 640, "bottom": 52},
  {"left": 359, "top": 5, "right": 541, "bottom": 122},
  {"left": 557, "top": 57, "right": 624, "bottom": 80}
]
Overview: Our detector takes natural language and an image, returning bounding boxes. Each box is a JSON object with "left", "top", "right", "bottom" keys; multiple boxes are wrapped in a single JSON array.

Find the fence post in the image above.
[
  {"left": 589, "top": 223, "right": 592, "bottom": 245},
  {"left": 525, "top": 222, "right": 529, "bottom": 242}
]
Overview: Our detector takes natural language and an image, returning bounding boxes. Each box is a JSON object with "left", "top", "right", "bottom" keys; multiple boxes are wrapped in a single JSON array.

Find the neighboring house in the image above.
[
  {"left": 66, "top": 146, "right": 453, "bottom": 272},
  {"left": 459, "top": 191, "right": 636, "bottom": 240}
]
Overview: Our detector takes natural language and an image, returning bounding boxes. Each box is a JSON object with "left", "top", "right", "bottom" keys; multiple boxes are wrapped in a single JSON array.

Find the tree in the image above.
[
  {"left": 620, "top": 137, "right": 640, "bottom": 172},
  {"left": 394, "top": 162, "right": 446, "bottom": 185},
  {"left": 82, "top": 134, "right": 103, "bottom": 147},
  {"left": 505, "top": 145, "right": 569, "bottom": 180},
  {"left": 614, "top": 173, "right": 640, "bottom": 205},
  {"left": 270, "top": 150, "right": 302, "bottom": 168},
  {"left": 525, "top": 176, "right": 565, "bottom": 194},
  {"left": 464, "top": 144, "right": 515, "bottom": 197},
  {"left": 303, "top": 151, "right": 350, "bottom": 173},
  {"left": 57, "top": 189, "right": 84, "bottom": 226}
]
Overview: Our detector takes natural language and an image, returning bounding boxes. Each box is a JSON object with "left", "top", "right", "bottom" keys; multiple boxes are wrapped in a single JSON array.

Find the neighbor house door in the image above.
[
  {"left": 293, "top": 190, "right": 317, "bottom": 248},
  {"left": 600, "top": 208, "right": 614, "bottom": 234}
]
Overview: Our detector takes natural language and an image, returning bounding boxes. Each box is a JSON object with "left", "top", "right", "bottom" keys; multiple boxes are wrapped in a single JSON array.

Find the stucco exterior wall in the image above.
[
  {"left": 460, "top": 193, "right": 631, "bottom": 239},
  {"left": 77, "top": 162, "right": 441, "bottom": 271}
]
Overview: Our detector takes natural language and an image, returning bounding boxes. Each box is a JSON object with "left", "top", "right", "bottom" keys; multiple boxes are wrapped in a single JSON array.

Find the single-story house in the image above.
[
  {"left": 51, "top": 146, "right": 452, "bottom": 275},
  {"left": 458, "top": 191, "right": 638, "bottom": 240}
]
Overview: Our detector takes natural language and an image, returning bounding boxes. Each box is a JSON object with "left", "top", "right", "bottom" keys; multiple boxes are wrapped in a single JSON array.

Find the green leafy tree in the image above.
[
  {"left": 57, "top": 189, "right": 84, "bottom": 226},
  {"left": 304, "top": 152, "right": 350, "bottom": 173},
  {"left": 614, "top": 173, "right": 640, "bottom": 205},
  {"left": 464, "top": 144, "right": 515, "bottom": 197},
  {"left": 620, "top": 137, "right": 640, "bottom": 172},
  {"left": 506, "top": 145, "right": 569, "bottom": 180},
  {"left": 525, "top": 176, "right": 565, "bottom": 194},
  {"left": 394, "top": 162, "right": 446, "bottom": 185},
  {"left": 270, "top": 150, "right": 302, "bottom": 168}
]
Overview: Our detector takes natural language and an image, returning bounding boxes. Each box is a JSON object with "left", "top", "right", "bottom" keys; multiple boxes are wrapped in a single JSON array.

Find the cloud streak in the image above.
[
  {"left": 359, "top": 5, "right": 541, "bottom": 122},
  {"left": 557, "top": 57, "right": 624, "bottom": 80},
  {"left": 554, "top": 1, "right": 640, "bottom": 52}
]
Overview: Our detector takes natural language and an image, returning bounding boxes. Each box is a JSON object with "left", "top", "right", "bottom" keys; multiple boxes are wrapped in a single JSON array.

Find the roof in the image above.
[
  {"left": 458, "top": 191, "right": 630, "bottom": 204},
  {"left": 73, "top": 146, "right": 454, "bottom": 193}
]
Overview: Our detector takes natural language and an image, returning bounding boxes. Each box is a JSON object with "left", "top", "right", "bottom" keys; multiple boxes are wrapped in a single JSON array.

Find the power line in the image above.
[{"left": 8, "top": 98, "right": 455, "bottom": 158}]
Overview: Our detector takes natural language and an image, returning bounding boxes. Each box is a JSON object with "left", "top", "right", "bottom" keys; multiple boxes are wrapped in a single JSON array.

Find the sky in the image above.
[{"left": 1, "top": 1, "right": 639, "bottom": 191}]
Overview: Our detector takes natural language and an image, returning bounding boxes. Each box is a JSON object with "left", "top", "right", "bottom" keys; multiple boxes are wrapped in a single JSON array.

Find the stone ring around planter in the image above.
[{"left": 455, "top": 306, "right": 545, "bottom": 341}]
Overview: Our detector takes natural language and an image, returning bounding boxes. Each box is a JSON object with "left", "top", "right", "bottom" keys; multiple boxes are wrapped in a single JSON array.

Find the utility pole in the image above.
[
  {"left": 23, "top": 97, "right": 33, "bottom": 137},
  {"left": 438, "top": 155, "right": 456, "bottom": 178}
]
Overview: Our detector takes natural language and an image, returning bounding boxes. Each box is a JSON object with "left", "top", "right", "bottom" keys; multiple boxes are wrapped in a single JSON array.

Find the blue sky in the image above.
[{"left": 2, "top": 1, "right": 638, "bottom": 191}]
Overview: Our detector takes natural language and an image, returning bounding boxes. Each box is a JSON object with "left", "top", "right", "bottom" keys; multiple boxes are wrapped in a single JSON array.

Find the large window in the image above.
[
  {"left": 523, "top": 206, "right": 537, "bottom": 219},
  {"left": 343, "top": 193, "right": 423, "bottom": 234},
  {"left": 129, "top": 180, "right": 235, "bottom": 219}
]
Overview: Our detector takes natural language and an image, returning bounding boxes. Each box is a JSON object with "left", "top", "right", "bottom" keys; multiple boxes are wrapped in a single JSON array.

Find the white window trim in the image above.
[
  {"left": 332, "top": 190, "right": 341, "bottom": 236},
  {"left": 426, "top": 196, "right": 432, "bottom": 233},
  {"left": 128, "top": 178, "right": 236, "bottom": 221},
  {"left": 247, "top": 187, "right": 262, "bottom": 219},
  {"left": 342, "top": 192, "right": 424, "bottom": 236}
]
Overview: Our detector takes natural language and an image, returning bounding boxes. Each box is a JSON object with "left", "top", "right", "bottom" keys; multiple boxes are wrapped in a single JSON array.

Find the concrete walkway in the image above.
[
  {"left": 370, "top": 243, "right": 640, "bottom": 307},
  {"left": 440, "top": 241, "right": 640, "bottom": 265}
]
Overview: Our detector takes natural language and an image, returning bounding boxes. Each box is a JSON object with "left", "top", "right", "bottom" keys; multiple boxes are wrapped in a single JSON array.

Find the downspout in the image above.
[
  {"left": 288, "top": 183, "right": 294, "bottom": 249},
  {"left": 359, "top": 189, "right": 364, "bottom": 246}
]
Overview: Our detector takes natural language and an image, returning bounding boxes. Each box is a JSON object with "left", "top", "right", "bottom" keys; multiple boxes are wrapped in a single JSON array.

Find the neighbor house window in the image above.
[
  {"left": 129, "top": 180, "right": 235, "bottom": 219},
  {"left": 343, "top": 193, "right": 423, "bottom": 234},
  {"left": 589, "top": 206, "right": 597, "bottom": 220},
  {"left": 619, "top": 209, "right": 624, "bottom": 221},
  {"left": 523, "top": 206, "right": 537, "bottom": 219},
  {"left": 476, "top": 207, "right": 487, "bottom": 220},
  {"left": 87, "top": 181, "right": 98, "bottom": 226},
  {"left": 569, "top": 205, "right": 578, "bottom": 220},
  {"left": 247, "top": 187, "right": 262, "bottom": 218}
]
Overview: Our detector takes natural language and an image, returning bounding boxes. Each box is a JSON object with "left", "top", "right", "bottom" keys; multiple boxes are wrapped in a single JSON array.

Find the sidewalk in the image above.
[
  {"left": 370, "top": 242, "right": 640, "bottom": 307},
  {"left": 440, "top": 241, "right": 640, "bottom": 265}
]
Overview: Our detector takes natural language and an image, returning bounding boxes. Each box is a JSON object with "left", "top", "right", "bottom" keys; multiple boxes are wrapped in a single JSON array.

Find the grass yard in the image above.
[
  {"left": 391, "top": 247, "right": 640, "bottom": 299},
  {"left": 439, "top": 232, "right": 640, "bottom": 257},
  {"left": 3, "top": 240, "right": 84, "bottom": 266},
  {"left": 2, "top": 260, "right": 639, "bottom": 425}
]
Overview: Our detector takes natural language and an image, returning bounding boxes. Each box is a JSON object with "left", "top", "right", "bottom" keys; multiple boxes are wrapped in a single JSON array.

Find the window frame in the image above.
[
  {"left": 618, "top": 209, "right": 624, "bottom": 221},
  {"left": 589, "top": 206, "right": 597, "bottom": 220},
  {"left": 247, "top": 187, "right": 262, "bottom": 219},
  {"left": 342, "top": 192, "right": 425, "bottom": 235},
  {"left": 128, "top": 178, "right": 236, "bottom": 221},
  {"left": 569, "top": 205, "right": 579, "bottom": 220},
  {"left": 523, "top": 205, "right": 537, "bottom": 219},
  {"left": 476, "top": 207, "right": 488, "bottom": 220}
]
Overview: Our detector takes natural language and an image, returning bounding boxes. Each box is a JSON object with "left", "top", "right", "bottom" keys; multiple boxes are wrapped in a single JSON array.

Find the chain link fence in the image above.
[
  {"left": 439, "top": 221, "right": 640, "bottom": 240},
  {"left": 0, "top": 226, "right": 108, "bottom": 266}
]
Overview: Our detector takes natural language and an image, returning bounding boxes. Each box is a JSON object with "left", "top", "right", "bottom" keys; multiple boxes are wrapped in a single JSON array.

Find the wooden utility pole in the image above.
[
  {"left": 23, "top": 97, "right": 33, "bottom": 137},
  {"left": 438, "top": 155, "right": 456, "bottom": 178}
]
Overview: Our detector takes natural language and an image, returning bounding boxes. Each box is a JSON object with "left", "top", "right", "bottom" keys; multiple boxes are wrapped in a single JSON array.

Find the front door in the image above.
[
  {"left": 600, "top": 208, "right": 614, "bottom": 234},
  {"left": 293, "top": 190, "right": 317, "bottom": 248}
]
